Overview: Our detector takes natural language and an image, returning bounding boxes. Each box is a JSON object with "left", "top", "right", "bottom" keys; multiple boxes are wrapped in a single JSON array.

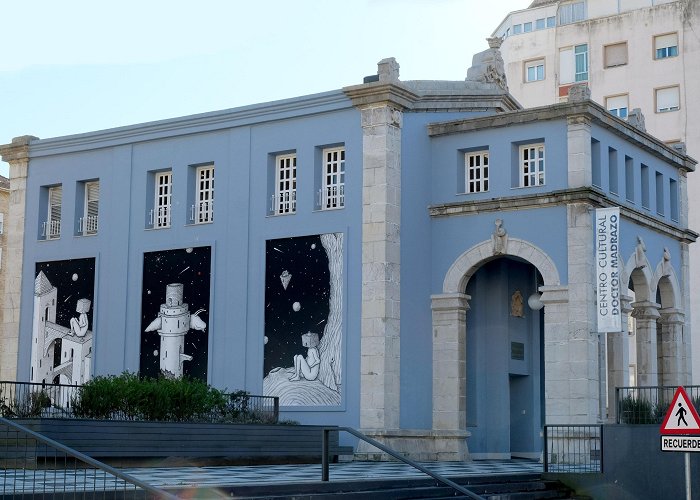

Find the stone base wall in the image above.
[{"left": 354, "top": 429, "right": 469, "bottom": 462}]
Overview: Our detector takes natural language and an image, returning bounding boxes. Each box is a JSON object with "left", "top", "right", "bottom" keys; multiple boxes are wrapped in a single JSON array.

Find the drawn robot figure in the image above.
[{"left": 289, "top": 331, "right": 321, "bottom": 382}]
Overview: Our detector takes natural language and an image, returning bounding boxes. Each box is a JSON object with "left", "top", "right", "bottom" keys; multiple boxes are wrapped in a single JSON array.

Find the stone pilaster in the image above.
[
  {"left": 680, "top": 241, "right": 692, "bottom": 384},
  {"left": 606, "top": 294, "right": 632, "bottom": 422},
  {"left": 631, "top": 301, "right": 661, "bottom": 387},
  {"left": 658, "top": 308, "right": 685, "bottom": 387},
  {"left": 539, "top": 285, "right": 570, "bottom": 424},
  {"left": 359, "top": 101, "right": 403, "bottom": 431},
  {"left": 0, "top": 136, "right": 36, "bottom": 381},
  {"left": 567, "top": 115, "right": 592, "bottom": 188}
]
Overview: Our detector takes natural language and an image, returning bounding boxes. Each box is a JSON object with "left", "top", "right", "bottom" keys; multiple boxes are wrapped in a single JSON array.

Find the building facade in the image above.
[
  {"left": 0, "top": 51, "right": 695, "bottom": 460},
  {"left": 492, "top": 0, "right": 700, "bottom": 382}
]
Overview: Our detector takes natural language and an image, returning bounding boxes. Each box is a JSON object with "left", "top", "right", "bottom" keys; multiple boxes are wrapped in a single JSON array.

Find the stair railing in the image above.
[{"left": 322, "top": 426, "right": 484, "bottom": 500}]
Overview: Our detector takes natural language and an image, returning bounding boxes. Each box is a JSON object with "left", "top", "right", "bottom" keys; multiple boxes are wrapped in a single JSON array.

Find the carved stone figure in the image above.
[
  {"left": 662, "top": 247, "right": 672, "bottom": 276},
  {"left": 466, "top": 38, "right": 508, "bottom": 91},
  {"left": 635, "top": 236, "right": 647, "bottom": 269},
  {"left": 511, "top": 290, "right": 524, "bottom": 318},
  {"left": 492, "top": 219, "right": 508, "bottom": 255},
  {"left": 628, "top": 108, "right": 646, "bottom": 132}
]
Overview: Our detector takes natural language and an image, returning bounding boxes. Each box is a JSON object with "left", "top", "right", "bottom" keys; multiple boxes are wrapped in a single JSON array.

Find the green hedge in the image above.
[{"left": 70, "top": 373, "right": 267, "bottom": 423}]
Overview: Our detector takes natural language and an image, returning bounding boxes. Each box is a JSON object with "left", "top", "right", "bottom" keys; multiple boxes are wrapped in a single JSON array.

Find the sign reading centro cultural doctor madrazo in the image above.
[{"left": 596, "top": 207, "right": 621, "bottom": 333}]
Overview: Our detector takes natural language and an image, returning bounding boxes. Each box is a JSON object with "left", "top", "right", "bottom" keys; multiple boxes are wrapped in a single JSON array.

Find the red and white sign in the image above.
[{"left": 660, "top": 387, "right": 700, "bottom": 435}]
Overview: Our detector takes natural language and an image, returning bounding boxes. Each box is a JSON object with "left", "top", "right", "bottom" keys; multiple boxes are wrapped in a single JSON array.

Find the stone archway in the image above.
[{"left": 431, "top": 238, "right": 566, "bottom": 459}]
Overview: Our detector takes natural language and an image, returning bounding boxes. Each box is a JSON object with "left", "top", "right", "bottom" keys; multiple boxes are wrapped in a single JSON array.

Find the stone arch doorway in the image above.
[{"left": 432, "top": 238, "right": 563, "bottom": 460}]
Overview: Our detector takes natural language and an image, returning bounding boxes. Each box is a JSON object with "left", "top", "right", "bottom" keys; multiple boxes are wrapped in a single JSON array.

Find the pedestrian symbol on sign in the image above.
[{"left": 677, "top": 403, "right": 688, "bottom": 427}]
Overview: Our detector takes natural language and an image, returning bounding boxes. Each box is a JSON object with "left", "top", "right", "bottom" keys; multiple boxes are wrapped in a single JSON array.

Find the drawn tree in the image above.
[{"left": 318, "top": 233, "right": 343, "bottom": 393}]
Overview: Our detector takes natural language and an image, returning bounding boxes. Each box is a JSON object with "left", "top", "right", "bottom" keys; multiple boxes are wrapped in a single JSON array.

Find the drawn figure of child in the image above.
[
  {"left": 70, "top": 299, "right": 91, "bottom": 337},
  {"left": 289, "top": 332, "right": 321, "bottom": 381}
]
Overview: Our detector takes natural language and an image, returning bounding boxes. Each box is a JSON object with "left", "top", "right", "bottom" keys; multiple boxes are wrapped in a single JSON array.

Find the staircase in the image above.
[{"left": 168, "top": 474, "right": 589, "bottom": 499}]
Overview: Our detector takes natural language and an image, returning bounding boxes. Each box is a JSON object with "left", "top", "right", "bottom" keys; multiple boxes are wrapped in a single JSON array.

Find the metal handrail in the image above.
[
  {"left": 1, "top": 417, "right": 177, "bottom": 499},
  {"left": 322, "top": 426, "right": 484, "bottom": 500}
]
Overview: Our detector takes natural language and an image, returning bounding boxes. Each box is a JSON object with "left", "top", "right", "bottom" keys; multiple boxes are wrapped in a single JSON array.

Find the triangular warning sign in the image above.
[{"left": 660, "top": 386, "right": 700, "bottom": 435}]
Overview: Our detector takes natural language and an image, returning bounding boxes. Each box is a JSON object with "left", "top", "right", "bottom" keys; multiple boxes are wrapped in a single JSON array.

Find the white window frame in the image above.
[
  {"left": 193, "top": 165, "right": 214, "bottom": 223},
  {"left": 525, "top": 59, "right": 545, "bottom": 82},
  {"left": 154, "top": 171, "right": 172, "bottom": 228},
  {"left": 655, "top": 86, "right": 680, "bottom": 113},
  {"left": 519, "top": 144, "right": 545, "bottom": 188},
  {"left": 79, "top": 181, "right": 99, "bottom": 235},
  {"left": 45, "top": 185, "right": 62, "bottom": 239},
  {"left": 606, "top": 94, "right": 629, "bottom": 119},
  {"left": 320, "top": 147, "right": 345, "bottom": 210},
  {"left": 574, "top": 44, "right": 588, "bottom": 82},
  {"left": 465, "top": 151, "right": 489, "bottom": 194},
  {"left": 558, "top": 1, "right": 586, "bottom": 25},
  {"left": 654, "top": 33, "right": 678, "bottom": 60},
  {"left": 273, "top": 154, "right": 296, "bottom": 215}
]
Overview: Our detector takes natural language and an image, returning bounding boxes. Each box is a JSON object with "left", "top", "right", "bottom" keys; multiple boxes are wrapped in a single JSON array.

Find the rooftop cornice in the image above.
[
  {"left": 428, "top": 100, "right": 697, "bottom": 172},
  {"left": 342, "top": 82, "right": 420, "bottom": 110},
  {"left": 429, "top": 186, "right": 698, "bottom": 244},
  {"left": 0, "top": 135, "right": 37, "bottom": 163},
  {"left": 17, "top": 90, "right": 351, "bottom": 158}
]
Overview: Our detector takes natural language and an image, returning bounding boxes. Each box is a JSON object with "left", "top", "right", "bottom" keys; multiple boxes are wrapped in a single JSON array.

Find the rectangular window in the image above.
[
  {"left": 546, "top": 16, "right": 556, "bottom": 27},
  {"left": 670, "top": 178, "right": 679, "bottom": 221},
  {"left": 655, "top": 33, "right": 679, "bottom": 59},
  {"left": 656, "top": 86, "right": 680, "bottom": 112},
  {"left": 44, "top": 185, "right": 62, "bottom": 239},
  {"left": 519, "top": 144, "right": 545, "bottom": 187},
  {"left": 606, "top": 94, "right": 629, "bottom": 119},
  {"left": 641, "top": 164, "right": 650, "bottom": 209},
  {"left": 559, "top": 1, "right": 586, "bottom": 25},
  {"left": 574, "top": 44, "right": 588, "bottom": 82},
  {"left": 625, "top": 156, "right": 634, "bottom": 202},
  {"left": 655, "top": 171, "right": 664, "bottom": 216},
  {"left": 274, "top": 154, "right": 297, "bottom": 214},
  {"left": 536, "top": 18, "right": 546, "bottom": 30},
  {"left": 513, "top": 24, "right": 522, "bottom": 34},
  {"left": 80, "top": 181, "right": 99, "bottom": 235},
  {"left": 524, "top": 22, "right": 533, "bottom": 32},
  {"left": 465, "top": 151, "right": 489, "bottom": 193},
  {"left": 154, "top": 171, "right": 172, "bottom": 228},
  {"left": 525, "top": 59, "right": 545, "bottom": 82},
  {"left": 591, "top": 139, "right": 601, "bottom": 188},
  {"left": 321, "top": 147, "right": 345, "bottom": 209},
  {"left": 193, "top": 165, "right": 214, "bottom": 223},
  {"left": 604, "top": 42, "right": 628, "bottom": 68},
  {"left": 609, "top": 147, "right": 619, "bottom": 195}
]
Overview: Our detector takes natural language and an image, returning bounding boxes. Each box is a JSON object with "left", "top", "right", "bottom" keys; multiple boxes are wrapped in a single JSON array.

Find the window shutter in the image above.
[
  {"left": 607, "top": 95, "right": 628, "bottom": 112},
  {"left": 559, "top": 48, "right": 574, "bottom": 84},
  {"left": 655, "top": 33, "right": 677, "bottom": 51},
  {"left": 605, "top": 43, "right": 627, "bottom": 67},
  {"left": 657, "top": 87, "right": 679, "bottom": 111},
  {"left": 49, "top": 186, "right": 62, "bottom": 222},
  {"left": 86, "top": 182, "right": 99, "bottom": 218}
]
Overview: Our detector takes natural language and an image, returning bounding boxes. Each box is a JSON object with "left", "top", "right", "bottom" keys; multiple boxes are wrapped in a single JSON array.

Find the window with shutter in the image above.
[
  {"left": 83, "top": 181, "right": 99, "bottom": 234},
  {"left": 47, "top": 186, "right": 62, "bottom": 239},
  {"left": 604, "top": 42, "right": 627, "bottom": 68},
  {"left": 654, "top": 33, "right": 678, "bottom": 59},
  {"left": 656, "top": 86, "right": 680, "bottom": 112},
  {"left": 606, "top": 95, "right": 629, "bottom": 119}
]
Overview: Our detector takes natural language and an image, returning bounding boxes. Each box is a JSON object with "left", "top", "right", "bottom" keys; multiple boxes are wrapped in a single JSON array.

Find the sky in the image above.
[{"left": 0, "top": 0, "right": 530, "bottom": 177}]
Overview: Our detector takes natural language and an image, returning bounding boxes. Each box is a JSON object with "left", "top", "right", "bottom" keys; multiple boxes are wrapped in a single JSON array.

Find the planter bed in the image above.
[{"left": 3, "top": 419, "right": 346, "bottom": 464}]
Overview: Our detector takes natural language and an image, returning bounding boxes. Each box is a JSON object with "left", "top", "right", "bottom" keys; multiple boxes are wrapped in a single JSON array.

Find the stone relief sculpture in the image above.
[
  {"left": 635, "top": 236, "right": 647, "bottom": 269},
  {"left": 662, "top": 247, "right": 672, "bottom": 276},
  {"left": 492, "top": 219, "right": 508, "bottom": 255},
  {"left": 511, "top": 290, "right": 525, "bottom": 318},
  {"left": 466, "top": 37, "right": 508, "bottom": 91}
]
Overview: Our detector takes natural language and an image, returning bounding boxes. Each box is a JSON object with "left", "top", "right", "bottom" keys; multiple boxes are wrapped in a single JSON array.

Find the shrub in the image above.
[
  {"left": 0, "top": 388, "right": 52, "bottom": 418},
  {"left": 70, "top": 373, "right": 268, "bottom": 424},
  {"left": 620, "top": 395, "right": 656, "bottom": 424}
]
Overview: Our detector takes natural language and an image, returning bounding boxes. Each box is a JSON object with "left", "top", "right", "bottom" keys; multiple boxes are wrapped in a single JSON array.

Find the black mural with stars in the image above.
[
  {"left": 140, "top": 246, "right": 211, "bottom": 380},
  {"left": 264, "top": 235, "right": 330, "bottom": 376},
  {"left": 35, "top": 258, "right": 96, "bottom": 366}
]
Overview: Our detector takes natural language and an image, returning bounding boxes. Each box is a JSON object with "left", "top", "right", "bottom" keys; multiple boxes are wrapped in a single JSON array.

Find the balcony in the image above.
[
  {"left": 317, "top": 185, "right": 345, "bottom": 210},
  {"left": 269, "top": 192, "right": 296, "bottom": 215},
  {"left": 78, "top": 215, "right": 99, "bottom": 235},
  {"left": 41, "top": 220, "right": 61, "bottom": 240},
  {"left": 148, "top": 206, "right": 170, "bottom": 229},
  {"left": 190, "top": 201, "right": 213, "bottom": 224}
]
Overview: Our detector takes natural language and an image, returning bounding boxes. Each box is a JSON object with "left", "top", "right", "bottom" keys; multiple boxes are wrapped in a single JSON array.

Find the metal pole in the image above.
[
  {"left": 685, "top": 452, "right": 691, "bottom": 500},
  {"left": 321, "top": 428, "right": 330, "bottom": 482}
]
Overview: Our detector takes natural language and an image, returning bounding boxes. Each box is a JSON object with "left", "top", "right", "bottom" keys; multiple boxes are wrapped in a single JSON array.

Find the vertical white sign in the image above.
[{"left": 596, "top": 207, "right": 621, "bottom": 332}]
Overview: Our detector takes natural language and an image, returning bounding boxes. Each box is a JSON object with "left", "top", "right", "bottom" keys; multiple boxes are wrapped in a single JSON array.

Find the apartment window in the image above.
[
  {"left": 154, "top": 171, "right": 172, "bottom": 228},
  {"left": 513, "top": 24, "right": 522, "bottom": 34},
  {"left": 670, "top": 178, "right": 679, "bottom": 222},
  {"left": 558, "top": 1, "right": 586, "bottom": 25},
  {"left": 519, "top": 144, "right": 545, "bottom": 187},
  {"left": 320, "top": 147, "right": 345, "bottom": 210},
  {"left": 524, "top": 22, "right": 533, "bottom": 33},
  {"left": 606, "top": 94, "right": 629, "bottom": 119},
  {"left": 79, "top": 181, "right": 99, "bottom": 235},
  {"left": 641, "top": 164, "right": 650, "bottom": 209},
  {"left": 609, "top": 147, "right": 619, "bottom": 195},
  {"left": 604, "top": 42, "right": 628, "bottom": 68},
  {"left": 655, "top": 172, "right": 664, "bottom": 216},
  {"left": 44, "top": 185, "right": 62, "bottom": 239},
  {"left": 559, "top": 44, "right": 588, "bottom": 84},
  {"left": 273, "top": 154, "right": 296, "bottom": 215},
  {"left": 536, "top": 18, "right": 545, "bottom": 30},
  {"left": 656, "top": 86, "right": 680, "bottom": 113},
  {"left": 465, "top": 151, "right": 489, "bottom": 193},
  {"left": 192, "top": 165, "right": 214, "bottom": 223},
  {"left": 654, "top": 33, "right": 678, "bottom": 59},
  {"left": 546, "top": 16, "right": 556, "bottom": 27},
  {"left": 525, "top": 59, "right": 545, "bottom": 82},
  {"left": 591, "top": 139, "right": 601, "bottom": 188},
  {"left": 625, "top": 156, "right": 635, "bottom": 203}
]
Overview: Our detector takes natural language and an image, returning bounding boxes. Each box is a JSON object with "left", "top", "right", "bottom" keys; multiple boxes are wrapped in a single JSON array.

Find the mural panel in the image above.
[
  {"left": 32, "top": 258, "right": 96, "bottom": 386},
  {"left": 140, "top": 246, "right": 211, "bottom": 380},
  {"left": 263, "top": 233, "right": 343, "bottom": 406}
]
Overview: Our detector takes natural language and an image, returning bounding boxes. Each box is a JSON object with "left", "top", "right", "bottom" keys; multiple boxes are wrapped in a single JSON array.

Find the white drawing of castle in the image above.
[
  {"left": 144, "top": 283, "right": 206, "bottom": 378},
  {"left": 31, "top": 271, "right": 93, "bottom": 386}
]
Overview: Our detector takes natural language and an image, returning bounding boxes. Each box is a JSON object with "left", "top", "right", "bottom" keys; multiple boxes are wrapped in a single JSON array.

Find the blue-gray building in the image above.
[{"left": 1, "top": 45, "right": 695, "bottom": 461}]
